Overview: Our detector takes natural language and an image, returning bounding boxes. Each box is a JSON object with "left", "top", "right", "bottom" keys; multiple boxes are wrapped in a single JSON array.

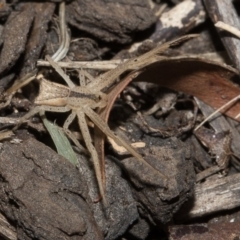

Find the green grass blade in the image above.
[{"left": 40, "top": 112, "right": 78, "bottom": 166}]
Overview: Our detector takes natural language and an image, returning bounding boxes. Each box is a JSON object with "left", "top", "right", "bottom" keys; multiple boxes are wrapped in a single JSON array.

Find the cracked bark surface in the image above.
[
  {"left": 0, "top": 137, "right": 103, "bottom": 240},
  {"left": 66, "top": 0, "right": 156, "bottom": 44}
]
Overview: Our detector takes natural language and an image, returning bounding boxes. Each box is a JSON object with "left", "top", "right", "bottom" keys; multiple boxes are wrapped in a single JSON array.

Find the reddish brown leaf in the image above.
[{"left": 135, "top": 57, "right": 240, "bottom": 119}]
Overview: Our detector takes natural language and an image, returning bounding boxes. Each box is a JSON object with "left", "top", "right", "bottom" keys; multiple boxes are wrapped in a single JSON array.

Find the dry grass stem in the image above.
[
  {"left": 215, "top": 21, "right": 240, "bottom": 39},
  {"left": 195, "top": 95, "right": 240, "bottom": 131}
]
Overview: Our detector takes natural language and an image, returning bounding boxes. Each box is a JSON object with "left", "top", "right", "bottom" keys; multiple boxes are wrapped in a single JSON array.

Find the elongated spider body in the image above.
[{"left": 15, "top": 34, "right": 196, "bottom": 205}]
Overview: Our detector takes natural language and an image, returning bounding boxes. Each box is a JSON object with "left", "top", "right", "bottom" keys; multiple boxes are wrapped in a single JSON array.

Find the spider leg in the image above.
[
  {"left": 77, "top": 110, "right": 107, "bottom": 205},
  {"left": 94, "top": 92, "right": 108, "bottom": 109},
  {"left": 46, "top": 55, "right": 75, "bottom": 89},
  {"left": 63, "top": 111, "right": 87, "bottom": 154},
  {"left": 13, "top": 105, "right": 70, "bottom": 130},
  {"left": 84, "top": 70, "right": 96, "bottom": 84},
  {"left": 78, "top": 68, "right": 86, "bottom": 87},
  {"left": 79, "top": 68, "right": 101, "bottom": 87},
  {"left": 83, "top": 106, "right": 168, "bottom": 183}
]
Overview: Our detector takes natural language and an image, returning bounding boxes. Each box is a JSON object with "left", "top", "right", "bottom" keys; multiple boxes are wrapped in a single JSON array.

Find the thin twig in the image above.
[
  {"left": 45, "top": 55, "right": 75, "bottom": 88},
  {"left": 37, "top": 59, "right": 127, "bottom": 69},
  {"left": 37, "top": 52, "right": 227, "bottom": 70},
  {"left": 215, "top": 21, "right": 240, "bottom": 39}
]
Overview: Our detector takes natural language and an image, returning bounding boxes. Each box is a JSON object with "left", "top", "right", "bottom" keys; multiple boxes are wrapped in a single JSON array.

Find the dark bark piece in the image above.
[
  {"left": 0, "top": 1, "right": 11, "bottom": 19},
  {"left": 0, "top": 24, "right": 3, "bottom": 39},
  {"left": 45, "top": 27, "right": 61, "bottom": 59},
  {"left": 126, "top": 217, "right": 150, "bottom": 240},
  {"left": 122, "top": 136, "right": 195, "bottom": 224},
  {"left": 0, "top": 3, "right": 35, "bottom": 76},
  {"left": 0, "top": 73, "right": 15, "bottom": 94},
  {"left": 168, "top": 29, "right": 225, "bottom": 55},
  {"left": 194, "top": 99, "right": 240, "bottom": 160},
  {"left": 78, "top": 155, "right": 138, "bottom": 240},
  {"left": 0, "top": 212, "right": 16, "bottom": 240},
  {"left": 195, "top": 127, "right": 231, "bottom": 169},
  {"left": 0, "top": 137, "right": 103, "bottom": 240},
  {"left": 169, "top": 0, "right": 185, "bottom": 4},
  {"left": 150, "top": 0, "right": 206, "bottom": 42},
  {"left": 175, "top": 173, "right": 240, "bottom": 221},
  {"left": 20, "top": 2, "right": 55, "bottom": 75},
  {"left": 68, "top": 38, "right": 108, "bottom": 61},
  {"left": 169, "top": 222, "right": 240, "bottom": 240},
  {"left": 186, "top": 135, "right": 212, "bottom": 170},
  {"left": 203, "top": 0, "right": 240, "bottom": 73},
  {"left": 104, "top": 96, "right": 195, "bottom": 225},
  {"left": 66, "top": 0, "right": 156, "bottom": 44},
  {"left": 208, "top": 207, "right": 240, "bottom": 224}
]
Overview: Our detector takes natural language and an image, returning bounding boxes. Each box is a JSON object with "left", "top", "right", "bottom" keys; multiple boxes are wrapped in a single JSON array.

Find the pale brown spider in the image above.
[{"left": 15, "top": 34, "right": 196, "bottom": 204}]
